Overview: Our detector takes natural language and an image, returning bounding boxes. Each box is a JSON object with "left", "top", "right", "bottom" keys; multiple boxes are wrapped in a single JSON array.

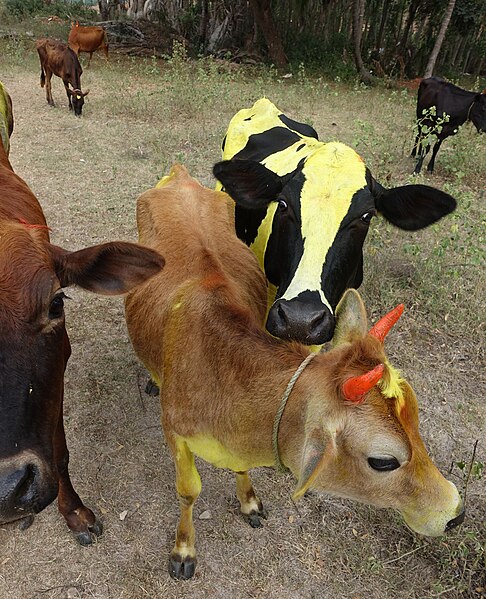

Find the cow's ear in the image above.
[
  {"left": 332, "top": 289, "right": 368, "bottom": 347},
  {"left": 49, "top": 242, "right": 164, "bottom": 295},
  {"left": 374, "top": 183, "right": 456, "bottom": 230},
  {"left": 293, "top": 428, "right": 336, "bottom": 500},
  {"left": 213, "top": 159, "right": 283, "bottom": 209}
]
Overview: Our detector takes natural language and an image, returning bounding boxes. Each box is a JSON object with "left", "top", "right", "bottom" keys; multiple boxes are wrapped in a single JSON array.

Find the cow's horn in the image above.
[
  {"left": 342, "top": 363, "right": 385, "bottom": 403},
  {"left": 368, "top": 304, "right": 404, "bottom": 343}
]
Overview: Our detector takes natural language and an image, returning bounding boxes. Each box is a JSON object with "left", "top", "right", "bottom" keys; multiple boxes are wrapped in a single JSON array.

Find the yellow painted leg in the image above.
[
  {"left": 235, "top": 471, "right": 267, "bottom": 528},
  {"left": 168, "top": 436, "right": 202, "bottom": 580}
]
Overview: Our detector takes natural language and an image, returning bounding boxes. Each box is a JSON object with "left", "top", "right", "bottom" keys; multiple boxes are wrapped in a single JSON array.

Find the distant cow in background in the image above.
[
  {"left": 36, "top": 38, "right": 89, "bottom": 116},
  {"left": 412, "top": 77, "right": 486, "bottom": 173},
  {"left": 68, "top": 22, "right": 109, "bottom": 66}
]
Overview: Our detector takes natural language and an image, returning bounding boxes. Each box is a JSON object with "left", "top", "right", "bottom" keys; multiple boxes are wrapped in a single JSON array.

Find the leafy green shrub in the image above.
[{"left": 4, "top": 0, "right": 97, "bottom": 20}]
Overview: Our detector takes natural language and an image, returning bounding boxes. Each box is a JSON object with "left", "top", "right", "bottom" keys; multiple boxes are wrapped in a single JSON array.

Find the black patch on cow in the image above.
[
  {"left": 263, "top": 171, "right": 305, "bottom": 290},
  {"left": 233, "top": 127, "right": 302, "bottom": 162},
  {"left": 296, "top": 143, "right": 305, "bottom": 152},
  {"left": 221, "top": 135, "right": 226, "bottom": 152},
  {"left": 244, "top": 117, "right": 252, "bottom": 121},
  {"left": 319, "top": 187, "right": 374, "bottom": 309},
  {"left": 278, "top": 114, "right": 319, "bottom": 140},
  {"left": 235, "top": 204, "right": 268, "bottom": 246}
]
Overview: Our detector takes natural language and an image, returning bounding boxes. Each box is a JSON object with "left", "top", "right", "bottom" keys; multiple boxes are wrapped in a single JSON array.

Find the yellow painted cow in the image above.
[
  {"left": 125, "top": 164, "right": 464, "bottom": 580},
  {"left": 214, "top": 98, "right": 457, "bottom": 345}
]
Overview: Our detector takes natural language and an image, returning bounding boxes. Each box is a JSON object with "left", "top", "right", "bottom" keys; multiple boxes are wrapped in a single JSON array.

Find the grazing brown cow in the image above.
[
  {"left": 68, "top": 21, "right": 109, "bottom": 66},
  {"left": 125, "top": 164, "right": 464, "bottom": 580},
  {"left": 0, "top": 88, "right": 164, "bottom": 544},
  {"left": 36, "top": 38, "right": 89, "bottom": 116}
]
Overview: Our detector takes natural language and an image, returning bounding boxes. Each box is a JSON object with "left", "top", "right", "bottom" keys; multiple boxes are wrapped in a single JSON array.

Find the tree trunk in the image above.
[
  {"left": 352, "top": 0, "right": 372, "bottom": 83},
  {"left": 248, "top": 0, "right": 288, "bottom": 69},
  {"left": 375, "top": 0, "right": 390, "bottom": 51},
  {"left": 424, "top": 0, "right": 456, "bottom": 78}
]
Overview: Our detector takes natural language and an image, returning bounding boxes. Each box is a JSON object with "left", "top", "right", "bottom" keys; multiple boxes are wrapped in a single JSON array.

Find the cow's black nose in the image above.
[
  {"left": 266, "top": 296, "right": 335, "bottom": 345},
  {"left": 0, "top": 464, "right": 36, "bottom": 514},
  {"left": 445, "top": 509, "right": 465, "bottom": 531}
]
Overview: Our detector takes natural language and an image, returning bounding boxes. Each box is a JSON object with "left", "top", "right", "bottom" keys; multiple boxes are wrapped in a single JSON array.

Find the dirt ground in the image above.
[{"left": 0, "top": 51, "right": 484, "bottom": 599}]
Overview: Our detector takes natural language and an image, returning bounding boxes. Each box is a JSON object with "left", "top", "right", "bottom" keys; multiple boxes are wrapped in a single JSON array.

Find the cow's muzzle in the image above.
[
  {"left": 266, "top": 295, "right": 335, "bottom": 345},
  {"left": 0, "top": 461, "right": 58, "bottom": 523}
]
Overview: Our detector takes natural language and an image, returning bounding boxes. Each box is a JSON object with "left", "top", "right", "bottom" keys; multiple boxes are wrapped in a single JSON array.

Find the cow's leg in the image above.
[
  {"left": 236, "top": 471, "right": 267, "bottom": 528},
  {"left": 103, "top": 44, "right": 109, "bottom": 60},
  {"left": 427, "top": 138, "right": 443, "bottom": 173},
  {"left": 54, "top": 406, "right": 102, "bottom": 545},
  {"left": 45, "top": 71, "right": 55, "bottom": 106},
  {"left": 63, "top": 81, "right": 73, "bottom": 111},
  {"left": 167, "top": 435, "right": 201, "bottom": 580},
  {"left": 411, "top": 131, "right": 420, "bottom": 157},
  {"left": 413, "top": 138, "right": 429, "bottom": 174},
  {"left": 87, "top": 52, "right": 93, "bottom": 67}
]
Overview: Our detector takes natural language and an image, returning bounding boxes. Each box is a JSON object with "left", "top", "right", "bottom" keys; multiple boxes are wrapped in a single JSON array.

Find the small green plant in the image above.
[{"left": 412, "top": 106, "right": 450, "bottom": 155}]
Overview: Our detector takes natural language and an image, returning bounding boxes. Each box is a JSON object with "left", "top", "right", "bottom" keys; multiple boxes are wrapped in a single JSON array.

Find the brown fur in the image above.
[
  {"left": 68, "top": 22, "right": 109, "bottom": 66},
  {"left": 35, "top": 38, "right": 88, "bottom": 115},
  {"left": 125, "top": 164, "right": 463, "bottom": 580},
  {"left": 0, "top": 105, "right": 164, "bottom": 542}
]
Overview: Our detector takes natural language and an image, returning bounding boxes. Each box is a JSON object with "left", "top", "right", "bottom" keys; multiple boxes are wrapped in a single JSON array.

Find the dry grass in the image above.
[{"left": 0, "top": 38, "right": 484, "bottom": 599}]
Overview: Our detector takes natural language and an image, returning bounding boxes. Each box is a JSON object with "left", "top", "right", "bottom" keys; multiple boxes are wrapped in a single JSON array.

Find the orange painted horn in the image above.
[
  {"left": 342, "top": 363, "right": 385, "bottom": 403},
  {"left": 369, "top": 304, "right": 404, "bottom": 343}
]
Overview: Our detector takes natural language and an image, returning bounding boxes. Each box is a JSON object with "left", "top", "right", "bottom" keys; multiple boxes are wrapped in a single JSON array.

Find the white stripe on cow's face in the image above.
[{"left": 266, "top": 142, "right": 367, "bottom": 311}]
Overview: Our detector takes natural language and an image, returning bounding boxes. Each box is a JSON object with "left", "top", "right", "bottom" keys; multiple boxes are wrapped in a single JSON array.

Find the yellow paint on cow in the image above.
[
  {"left": 0, "top": 82, "right": 11, "bottom": 156},
  {"left": 281, "top": 143, "right": 366, "bottom": 307},
  {"left": 219, "top": 99, "right": 368, "bottom": 314},
  {"left": 378, "top": 360, "right": 405, "bottom": 408},
  {"left": 184, "top": 434, "right": 268, "bottom": 472}
]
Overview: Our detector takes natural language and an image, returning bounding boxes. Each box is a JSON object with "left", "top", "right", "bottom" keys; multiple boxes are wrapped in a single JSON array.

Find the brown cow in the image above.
[
  {"left": 124, "top": 165, "right": 464, "bottom": 580},
  {"left": 68, "top": 22, "right": 109, "bottom": 67},
  {"left": 0, "top": 86, "right": 164, "bottom": 544},
  {"left": 36, "top": 38, "right": 89, "bottom": 116}
]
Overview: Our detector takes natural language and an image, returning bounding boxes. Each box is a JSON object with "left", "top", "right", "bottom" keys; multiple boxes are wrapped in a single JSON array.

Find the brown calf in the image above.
[
  {"left": 68, "top": 22, "right": 109, "bottom": 66},
  {"left": 0, "top": 86, "right": 164, "bottom": 544},
  {"left": 36, "top": 38, "right": 89, "bottom": 116},
  {"left": 125, "top": 165, "right": 464, "bottom": 580}
]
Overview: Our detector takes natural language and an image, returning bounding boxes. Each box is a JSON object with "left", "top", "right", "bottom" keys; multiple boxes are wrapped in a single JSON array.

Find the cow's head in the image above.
[
  {"left": 214, "top": 143, "right": 456, "bottom": 345},
  {"left": 68, "top": 88, "right": 89, "bottom": 117},
  {"left": 292, "top": 289, "right": 464, "bottom": 536},
  {"left": 0, "top": 221, "right": 164, "bottom": 524},
  {"left": 470, "top": 91, "right": 486, "bottom": 133}
]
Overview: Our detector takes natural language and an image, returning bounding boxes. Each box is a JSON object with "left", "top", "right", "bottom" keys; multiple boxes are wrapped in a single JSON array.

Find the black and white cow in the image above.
[
  {"left": 214, "top": 98, "right": 456, "bottom": 345},
  {"left": 412, "top": 77, "right": 486, "bottom": 174}
]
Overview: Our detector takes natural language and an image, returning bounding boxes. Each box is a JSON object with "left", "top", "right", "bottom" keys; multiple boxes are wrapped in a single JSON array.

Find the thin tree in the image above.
[
  {"left": 248, "top": 0, "right": 288, "bottom": 69},
  {"left": 352, "top": 0, "right": 372, "bottom": 83},
  {"left": 424, "top": 0, "right": 456, "bottom": 77}
]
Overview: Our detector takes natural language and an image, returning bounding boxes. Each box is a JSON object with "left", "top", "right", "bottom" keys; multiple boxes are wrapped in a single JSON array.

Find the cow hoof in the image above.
[
  {"left": 244, "top": 508, "right": 267, "bottom": 528},
  {"left": 18, "top": 515, "right": 35, "bottom": 531},
  {"left": 74, "top": 518, "right": 103, "bottom": 546},
  {"left": 145, "top": 378, "right": 159, "bottom": 396},
  {"left": 169, "top": 554, "right": 196, "bottom": 580}
]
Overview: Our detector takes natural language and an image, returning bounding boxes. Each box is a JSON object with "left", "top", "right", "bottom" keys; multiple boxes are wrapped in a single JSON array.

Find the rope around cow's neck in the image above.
[
  {"left": 466, "top": 99, "right": 475, "bottom": 122},
  {"left": 272, "top": 351, "right": 319, "bottom": 473}
]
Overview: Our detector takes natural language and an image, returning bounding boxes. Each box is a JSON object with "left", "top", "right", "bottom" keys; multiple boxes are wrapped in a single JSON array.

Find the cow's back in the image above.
[
  {"left": 68, "top": 25, "right": 106, "bottom": 52},
  {"left": 0, "top": 82, "right": 13, "bottom": 157},
  {"left": 125, "top": 164, "right": 267, "bottom": 374}
]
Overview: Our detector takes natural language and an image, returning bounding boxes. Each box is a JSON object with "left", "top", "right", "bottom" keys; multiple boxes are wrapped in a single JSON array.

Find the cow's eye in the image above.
[
  {"left": 361, "top": 211, "right": 375, "bottom": 224},
  {"left": 49, "top": 292, "right": 67, "bottom": 320},
  {"left": 278, "top": 199, "right": 288, "bottom": 211},
  {"left": 368, "top": 456, "right": 400, "bottom": 471}
]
